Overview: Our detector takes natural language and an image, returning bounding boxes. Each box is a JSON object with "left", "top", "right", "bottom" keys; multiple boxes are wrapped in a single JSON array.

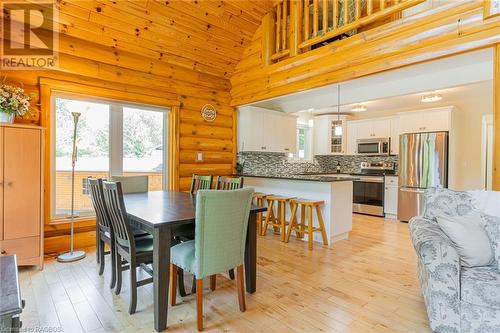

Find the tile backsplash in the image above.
[{"left": 238, "top": 152, "right": 398, "bottom": 176}]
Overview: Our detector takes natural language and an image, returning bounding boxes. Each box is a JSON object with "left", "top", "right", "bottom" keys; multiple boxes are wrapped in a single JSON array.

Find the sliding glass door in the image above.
[{"left": 52, "top": 95, "right": 168, "bottom": 220}]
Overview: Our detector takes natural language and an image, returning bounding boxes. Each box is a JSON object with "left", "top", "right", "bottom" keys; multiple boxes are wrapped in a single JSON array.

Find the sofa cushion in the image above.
[
  {"left": 461, "top": 266, "right": 500, "bottom": 309},
  {"left": 437, "top": 212, "right": 493, "bottom": 267},
  {"left": 481, "top": 213, "right": 500, "bottom": 269},
  {"left": 469, "top": 190, "right": 500, "bottom": 218},
  {"left": 423, "top": 188, "right": 474, "bottom": 221}
]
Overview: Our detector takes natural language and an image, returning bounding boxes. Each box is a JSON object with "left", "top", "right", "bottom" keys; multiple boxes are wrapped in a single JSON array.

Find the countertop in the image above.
[{"left": 239, "top": 174, "right": 359, "bottom": 182}]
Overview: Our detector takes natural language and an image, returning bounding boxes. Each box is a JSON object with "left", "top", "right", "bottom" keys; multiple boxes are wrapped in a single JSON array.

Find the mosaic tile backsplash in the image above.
[{"left": 238, "top": 152, "right": 399, "bottom": 176}]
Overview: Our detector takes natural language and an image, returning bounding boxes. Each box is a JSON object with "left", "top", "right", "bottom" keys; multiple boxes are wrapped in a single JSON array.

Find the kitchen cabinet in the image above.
[
  {"left": 384, "top": 176, "right": 398, "bottom": 218},
  {"left": 348, "top": 118, "right": 391, "bottom": 140},
  {"left": 398, "top": 107, "right": 452, "bottom": 134},
  {"left": 390, "top": 117, "right": 400, "bottom": 155},
  {"left": 0, "top": 124, "right": 44, "bottom": 267},
  {"left": 238, "top": 107, "right": 297, "bottom": 153},
  {"left": 313, "top": 115, "right": 349, "bottom": 155}
]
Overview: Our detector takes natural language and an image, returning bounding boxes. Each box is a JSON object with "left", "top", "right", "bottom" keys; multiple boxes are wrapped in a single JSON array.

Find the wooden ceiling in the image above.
[{"left": 55, "top": 0, "right": 273, "bottom": 79}]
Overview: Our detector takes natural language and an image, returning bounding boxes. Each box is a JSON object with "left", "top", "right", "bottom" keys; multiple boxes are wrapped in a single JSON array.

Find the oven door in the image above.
[{"left": 353, "top": 177, "right": 384, "bottom": 216}]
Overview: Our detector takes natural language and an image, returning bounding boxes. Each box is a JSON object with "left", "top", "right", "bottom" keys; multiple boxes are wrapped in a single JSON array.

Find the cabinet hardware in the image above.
[
  {"left": 6, "top": 181, "right": 13, "bottom": 187},
  {"left": 1, "top": 250, "right": 6, "bottom": 254},
  {"left": 261, "top": 146, "right": 266, "bottom": 150}
]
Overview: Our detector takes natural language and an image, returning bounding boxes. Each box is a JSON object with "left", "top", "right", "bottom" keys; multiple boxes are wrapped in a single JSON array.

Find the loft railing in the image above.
[{"left": 264, "top": 0, "right": 425, "bottom": 64}]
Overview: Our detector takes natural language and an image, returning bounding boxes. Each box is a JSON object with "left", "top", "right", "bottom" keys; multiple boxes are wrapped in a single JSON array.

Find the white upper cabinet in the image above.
[
  {"left": 390, "top": 117, "right": 400, "bottom": 155},
  {"left": 238, "top": 107, "right": 297, "bottom": 153},
  {"left": 398, "top": 107, "right": 452, "bottom": 134},
  {"left": 313, "top": 115, "right": 349, "bottom": 155},
  {"left": 348, "top": 118, "right": 391, "bottom": 140}
]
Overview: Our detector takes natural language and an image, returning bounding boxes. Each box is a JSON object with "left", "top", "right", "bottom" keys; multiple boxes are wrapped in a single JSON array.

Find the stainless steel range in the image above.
[{"left": 352, "top": 161, "right": 395, "bottom": 217}]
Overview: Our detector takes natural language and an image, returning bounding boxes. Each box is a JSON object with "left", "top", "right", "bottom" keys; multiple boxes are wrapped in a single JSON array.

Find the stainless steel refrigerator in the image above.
[{"left": 397, "top": 132, "right": 448, "bottom": 222}]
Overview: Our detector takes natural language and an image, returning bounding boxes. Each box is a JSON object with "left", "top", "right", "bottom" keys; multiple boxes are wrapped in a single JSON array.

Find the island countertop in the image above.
[{"left": 239, "top": 174, "right": 359, "bottom": 182}]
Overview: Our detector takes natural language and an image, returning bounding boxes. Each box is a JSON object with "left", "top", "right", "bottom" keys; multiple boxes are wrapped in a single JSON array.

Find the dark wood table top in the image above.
[
  {"left": 124, "top": 191, "right": 266, "bottom": 228},
  {"left": 0, "top": 255, "right": 22, "bottom": 318}
]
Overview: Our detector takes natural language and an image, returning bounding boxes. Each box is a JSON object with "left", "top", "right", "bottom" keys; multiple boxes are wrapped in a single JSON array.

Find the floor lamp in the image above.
[{"left": 57, "top": 112, "right": 86, "bottom": 262}]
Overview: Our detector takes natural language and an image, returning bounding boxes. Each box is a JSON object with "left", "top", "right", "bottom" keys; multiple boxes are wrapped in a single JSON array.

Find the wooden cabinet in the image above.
[
  {"left": 398, "top": 107, "right": 452, "bottom": 134},
  {"left": 384, "top": 176, "right": 398, "bottom": 218},
  {"left": 313, "top": 115, "right": 349, "bottom": 155},
  {"left": 238, "top": 107, "right": 297, "bottom": 153},
  {"left": 0, "top": 124, "right": 44, "bottom": 267}
]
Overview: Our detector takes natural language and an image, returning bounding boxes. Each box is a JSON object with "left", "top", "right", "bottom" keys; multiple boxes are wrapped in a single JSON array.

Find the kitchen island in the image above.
[{"left": 242, "top": 174, "right": 357, "bottom": 245}]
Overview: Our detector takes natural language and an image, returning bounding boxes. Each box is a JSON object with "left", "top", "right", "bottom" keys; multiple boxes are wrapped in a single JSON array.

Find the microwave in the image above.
[{"left": 356, "top": 138, "right": 390, "bottom": 156}]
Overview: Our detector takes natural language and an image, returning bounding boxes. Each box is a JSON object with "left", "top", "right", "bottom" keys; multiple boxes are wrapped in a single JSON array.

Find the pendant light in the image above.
[{"left": 334, "top": 84, "right": 343, "bottom": 136}]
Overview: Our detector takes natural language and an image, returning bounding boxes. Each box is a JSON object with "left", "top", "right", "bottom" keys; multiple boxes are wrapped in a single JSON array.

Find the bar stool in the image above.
[
  {"left": 253, "top": 192, "right": 269, "bottom": 236},
  {"left": 262, "top": 195, "right": 295, "bottom": 241},
  {"left": 286, "top": 199, "right": 328, "bottom": 250}
]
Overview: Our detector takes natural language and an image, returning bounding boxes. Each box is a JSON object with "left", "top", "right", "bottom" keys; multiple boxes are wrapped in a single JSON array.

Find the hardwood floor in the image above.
[{"left": 18, "top": 214, "right": 431, "bottom": 332}]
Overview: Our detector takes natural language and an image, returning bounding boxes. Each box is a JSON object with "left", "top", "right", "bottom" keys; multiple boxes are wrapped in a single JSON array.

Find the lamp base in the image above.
[{"left": 57, "top": 250, "right": 86, "bottom": 263}]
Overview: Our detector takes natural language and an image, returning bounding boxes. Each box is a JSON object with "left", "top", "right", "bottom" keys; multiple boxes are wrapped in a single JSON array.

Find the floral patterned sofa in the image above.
[{"left": 409, "top": 188, "right": 500, "bottom": 333}]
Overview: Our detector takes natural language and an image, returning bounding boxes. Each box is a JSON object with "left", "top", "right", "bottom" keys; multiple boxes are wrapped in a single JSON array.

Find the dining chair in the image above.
[
  {"left": 214, "top": 176, "right": 244, "bottom": 280},
  {"left": 214, "top": 176, "right": 244, "bottom": 190},
  {"left": 102, "top": 180, "right": 155, "bottom": 315},
  {"left": 110, "top": 175, "right": 149, "bottom": 193},
  {"left": 189, "top": 174, "right": 213, "bottom": 194},
  {"left": 169, "top": 188, "right": 254, "bottom": 331}
]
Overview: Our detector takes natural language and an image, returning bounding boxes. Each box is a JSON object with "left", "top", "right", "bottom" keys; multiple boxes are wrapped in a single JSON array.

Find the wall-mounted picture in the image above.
[{"left": 484, "top": 0, "right": 500, "bottom": 18}]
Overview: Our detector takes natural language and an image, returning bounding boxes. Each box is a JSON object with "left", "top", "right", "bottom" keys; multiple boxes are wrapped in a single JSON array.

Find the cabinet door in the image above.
[
  {"left": 384, "top": 186, "right": 398, "bottom": 216},
  {"left": 422, "top": 109, "right": 450, "bottom": 132},
  {"left": 390, "top": 117, "right": 400, "bottom": 155},
  {"left": 355, "top": 120, "right": 373, "bottom": 139},
  {"left": 371, "top": 119, "right": 391, "bottom": 138},
  {"left": 281, "top": 116, "right": 297, "bottom": 153},
  {"left": 238, "top": 109, "right": 264, "bottom": 151},
  {"left": 398, "top": 113, "right": 422, "bottom": 134},
  {"left": 3, "top": 128, "right": 41, "bottom": 240},
  {"left": 346, "top": 121, "right": 357, "bottom": 154},
  {"left": 262, "top": 112, "right": 279, "bottom": 152},
  {"left": 313, "top": 116, "right": 330, "bottom": 155}
]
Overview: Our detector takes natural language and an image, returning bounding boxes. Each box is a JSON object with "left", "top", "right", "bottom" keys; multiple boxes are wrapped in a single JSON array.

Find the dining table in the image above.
[{"left": 123, "top": 190, "right": 266, "bottom": 332}]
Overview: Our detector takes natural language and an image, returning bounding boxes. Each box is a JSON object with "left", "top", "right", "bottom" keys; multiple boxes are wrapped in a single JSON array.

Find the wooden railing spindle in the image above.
[
  {"left": 304, "top": 0, "right": 310, "bottom": 40},
  {"left": 276, "top": 1, "right": 282, "bottom": 52},
  {"left": 282, "top": 0, "right": 287, "bottom": 50},
  {"left": 313, "top": 0, "right": 319, "bottom": 36},
  {"left": 333, "top": 0, "right": 338, "bottom": 29},
  {"left": 343, "top": 0, "right": 349, "bottom": 26},
  {"left": 322, "top": 0, "right": 328, "bottom": 33},
  {"left": 367, "top": 0, "right": 373, "bottom": 15},
  {"left": 380, "top": 0, "right": 386, "bottom": 10},
  {"left": 355, "top": 0, "right": 361, "bottom": 19}
]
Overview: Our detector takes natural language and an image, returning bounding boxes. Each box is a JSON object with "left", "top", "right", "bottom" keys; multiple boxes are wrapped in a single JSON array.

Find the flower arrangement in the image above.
[{"left": 0, "top": 84, "right": 31, "bottom": 122}]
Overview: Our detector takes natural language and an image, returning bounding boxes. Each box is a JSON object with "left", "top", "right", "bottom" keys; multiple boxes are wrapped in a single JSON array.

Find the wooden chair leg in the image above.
[
  {"left": 210, "top": 275, "right": 216, "bottom": 291},
  {"left": 280, "top": 202, "right": 287, "bottom": 241},
  {"left": 276, "top": 202, "right": 282, "bottom": 235},
  {"left": 170, "top": 264, "right": 178, "bottom": 306},
  {"left": 299, "top": 205, "right": 306, "bottom": 239},
  {"left": 109, "top": 241, "right": 116, "bottom": 289},
  {"left": 228, "top": 269, "right": 235, "bottom": 280},
  {"left": 262, "top": 200, "right": 274, "bottom": 236},
  {"left": 98, "top": 239, "right": 105, "bottom": 275},
  {"left": 178, "top": 267, "right": 187, "bottom": 297},
  {"left": 196, "top": 279, "right": 203, "bottom": 331},
  {"left": 315, "top": 205, "right": 329, "bottom": 246},
  {"left": 307, "top": 206, "right": 314, "bottom": 250},
  {"left": 236, "top": 265, "right": 246, "bottom": 312},
  {"left": 129, "top": 259, "right": 137, "bottom": 314},
  {"left": 285, "top": 202, "right": 297, "bottom": 243},
  {"left": 115, "top": 252, "right": 122, "bottom": 295}
]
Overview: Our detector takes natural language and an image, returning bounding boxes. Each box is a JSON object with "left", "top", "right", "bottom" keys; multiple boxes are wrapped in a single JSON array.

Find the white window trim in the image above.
[
  {"left": 290, "top": 122, "right": 314, "bottom": 162},
  {"left": 50, "top": 92, "right": 170, "bottom": 220}
]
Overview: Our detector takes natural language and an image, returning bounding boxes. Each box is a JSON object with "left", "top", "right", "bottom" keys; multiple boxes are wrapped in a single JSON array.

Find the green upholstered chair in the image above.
[
  {"left": 110, "top": 175, "right": 149, "bottom": 193},
  {"left": 189, "top": 174, "right": 213, "bottom": 194},
  {"left": 169, "top": 187, "right": 254, "bottom": 331}
]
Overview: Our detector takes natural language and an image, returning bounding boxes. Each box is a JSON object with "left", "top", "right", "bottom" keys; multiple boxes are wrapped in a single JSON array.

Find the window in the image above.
[
  {"left": 296, "top": 123, "right": 312, "bottom": 160},
  {"left": 52, "top": 95, "right": 168, "bottom": 220}
]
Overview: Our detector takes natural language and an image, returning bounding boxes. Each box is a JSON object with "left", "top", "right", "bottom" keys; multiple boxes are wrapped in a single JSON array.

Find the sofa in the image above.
[{"left": 409, "top": 188, "right": 500, "bottom": 333}]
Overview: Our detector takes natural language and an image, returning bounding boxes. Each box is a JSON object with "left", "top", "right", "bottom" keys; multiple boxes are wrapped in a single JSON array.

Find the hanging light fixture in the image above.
[{"left": 334, "top": 84, "right": 343, "bottom": 136}]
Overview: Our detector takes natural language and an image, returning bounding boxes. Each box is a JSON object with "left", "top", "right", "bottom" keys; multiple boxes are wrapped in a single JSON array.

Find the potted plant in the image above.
[{"left": 0, "top": 84, "right": 31, "bottom": 123}]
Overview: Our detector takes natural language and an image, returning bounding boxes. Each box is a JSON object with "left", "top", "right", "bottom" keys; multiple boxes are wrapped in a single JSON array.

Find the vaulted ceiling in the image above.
[{"left": 55, "top": 0, "right": 273, "bottom": 79}]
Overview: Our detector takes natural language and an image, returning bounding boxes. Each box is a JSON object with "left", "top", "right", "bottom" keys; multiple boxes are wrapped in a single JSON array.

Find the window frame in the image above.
[
  {"left": 50, "top": 92, "right": 169, "bottom": 221},
  {"left": 294, "top": 122, "right": 313, "bottom": 161}
]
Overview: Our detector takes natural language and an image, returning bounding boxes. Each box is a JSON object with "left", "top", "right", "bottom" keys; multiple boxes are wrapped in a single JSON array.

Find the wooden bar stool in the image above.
[
  {"left": 253, "top": 192, "right": 269, "bottom": 236},
  {"left": 262, "top": 195, "right": 295, "bottom": 241},
  {"left": 286, "top": 199, "right": 328, "bottom": 250}
]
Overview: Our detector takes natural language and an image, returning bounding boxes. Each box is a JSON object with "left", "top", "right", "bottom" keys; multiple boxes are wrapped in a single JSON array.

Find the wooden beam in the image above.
[{"left": 494, "top": 44, "right": 500, "bottom": 189}]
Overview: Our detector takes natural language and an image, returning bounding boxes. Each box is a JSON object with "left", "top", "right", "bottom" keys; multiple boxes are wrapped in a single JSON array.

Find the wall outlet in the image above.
[{"left": 197, "top": 152, "right": 204, "bottom": 162}]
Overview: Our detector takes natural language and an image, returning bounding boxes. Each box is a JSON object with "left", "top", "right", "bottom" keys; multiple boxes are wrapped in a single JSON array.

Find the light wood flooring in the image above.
[{"left": 18, "top": 214, "right": 431, "bottom": 332}]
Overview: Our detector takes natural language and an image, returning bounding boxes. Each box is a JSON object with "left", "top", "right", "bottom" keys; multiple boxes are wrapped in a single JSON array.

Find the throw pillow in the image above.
[{"left": 437, "top": 211, "right": 493, "bottom": 267}]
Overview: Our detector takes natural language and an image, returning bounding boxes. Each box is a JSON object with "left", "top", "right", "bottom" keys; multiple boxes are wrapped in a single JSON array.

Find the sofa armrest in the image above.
[{"left": 409, "top": 216, "right": 461, "bottom": 332}]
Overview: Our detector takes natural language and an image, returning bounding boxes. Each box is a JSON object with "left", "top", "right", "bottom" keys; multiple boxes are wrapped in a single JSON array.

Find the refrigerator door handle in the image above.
[{"left": 399, "top": 187, "right": 426, "bottom": 194}]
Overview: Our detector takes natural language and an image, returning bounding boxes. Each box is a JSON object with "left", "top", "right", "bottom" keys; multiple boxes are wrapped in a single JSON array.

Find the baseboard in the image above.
[{"left": 44, "top": 230, "right": 96, "bottom": 255}]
